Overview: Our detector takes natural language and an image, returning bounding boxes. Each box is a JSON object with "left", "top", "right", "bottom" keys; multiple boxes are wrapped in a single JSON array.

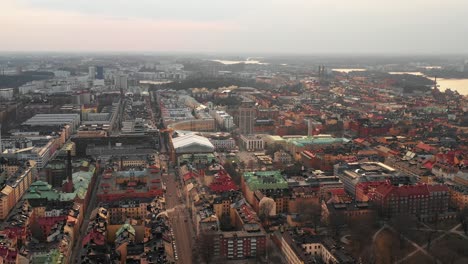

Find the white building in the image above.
[
  {"left": 54, "top": 70, "right": 71, "bottom": 78},
  {"left": 240, "top": 135, "right": 264, "bottom": 151},
  {"left": 22, "top": 114, "right": 81, "bottom": 132},
  {"left": 0, "top": 88, "right": 14, "bottom": 100},
  {"left": 115, "top": 74, "right": 128, "bottom": 90},
  {"left": 88, "top": 66, "right": 96, "bottom": 80},
  {"left": 208, "top": 134, "right": 236, "bottom": 151},
  {"left": 211, "top": 110, "right": 234, "bottom": 131}
]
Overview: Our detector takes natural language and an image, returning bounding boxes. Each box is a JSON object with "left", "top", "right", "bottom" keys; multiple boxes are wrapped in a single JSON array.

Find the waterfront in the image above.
[
  {"left": 211, "top": 59, "right": 267, "bottom": 65},
  {"left": 332, "top": 68, "right": 366, "bottom": 73},
  {"left": 388, "top": 72, "right": 468, "bottom": 95},
  {"left": 335, "top": 69, "right": 468, "bottom": 95},
  {"left": 435, "top": 78, "right": 468, "bottom": 95}
]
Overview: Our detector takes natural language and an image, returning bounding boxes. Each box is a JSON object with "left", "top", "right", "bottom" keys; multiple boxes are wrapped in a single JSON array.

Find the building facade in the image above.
[{"left": 238, "top": 101, "right": 256, "bottom": 135}]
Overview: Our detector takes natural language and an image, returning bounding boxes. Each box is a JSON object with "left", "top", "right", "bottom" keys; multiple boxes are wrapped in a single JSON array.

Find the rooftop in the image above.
[{"left": 243, "top": 170, "right": 288, "bottom": 191}]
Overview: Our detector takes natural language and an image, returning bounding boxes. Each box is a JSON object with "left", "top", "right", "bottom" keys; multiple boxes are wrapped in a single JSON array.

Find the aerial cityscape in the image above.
[{"left": 1, "top": 1, "right": 468, "bottom": 264}]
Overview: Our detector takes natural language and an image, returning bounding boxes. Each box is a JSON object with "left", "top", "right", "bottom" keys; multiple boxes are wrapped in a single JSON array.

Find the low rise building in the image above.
[
  {"left": 240, "top": 135, "right": 264, "bottom": 151},
  {"left": 273, "top": 231, "right": 354, "bottom": 264},
  {"left": 98, "top": 168, "right": 163, "bottom": 202}
]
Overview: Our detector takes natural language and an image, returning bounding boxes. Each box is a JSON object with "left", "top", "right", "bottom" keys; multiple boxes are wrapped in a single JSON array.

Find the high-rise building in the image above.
[
  {"left": 115, "top": 74, "right": 128, "bottom": 90},
  {"left": 238, "top": 100, "right": 256, "bottom": 135},
  {"left": 88, "top": 66, "right": 96, "bottom": 80},
  {"left": 96, "top": 66, "right": 104, "bottom": 79}
]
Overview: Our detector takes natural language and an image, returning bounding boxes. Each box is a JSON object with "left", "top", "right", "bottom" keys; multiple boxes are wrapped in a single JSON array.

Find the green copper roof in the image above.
[
  {"left": 116, "top": 223, "right": 136, "bottom": 237},
  {"left": 24, "top": 181, "right": 60, "bottom": 201},
  {"left": 243, "top": 171, "right": 288, "bottom": 191},
  {"left": 31, "top": 249, "right": 62, "bottom": 264}
]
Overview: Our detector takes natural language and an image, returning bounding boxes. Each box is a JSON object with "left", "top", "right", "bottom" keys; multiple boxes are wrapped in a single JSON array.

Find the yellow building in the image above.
[
  {"left": 213, "top": 197, "right": 231, "bottom": 219},
  {"left": 448, "top": 185, "right": 468, "bottom": 209},
  {"left": 0, "top": 160, "right": 37, "bottom": 219},
  {"left": 107, "top": 198, "right": 152, "bottom": 224}
]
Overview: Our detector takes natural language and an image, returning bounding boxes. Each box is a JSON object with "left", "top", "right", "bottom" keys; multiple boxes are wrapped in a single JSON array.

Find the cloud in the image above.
[
  {"left": 1, "top": 2, "right": 240, "bottom": 52},
  {"left": 2, "top": 0, "right": 468, "bottom": 53}
]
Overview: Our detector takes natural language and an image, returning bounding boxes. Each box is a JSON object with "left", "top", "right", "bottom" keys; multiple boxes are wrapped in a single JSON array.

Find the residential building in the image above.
[
  {"left": 97, "top": 168, "right": 163, "bottom": 202},
  {"left": 373, "top": 183, "right": 450, "bottom": 221},
  {"left": 106, "top": 198, "right": 152, "bottom": 224},
  {"left": 0, "top": 160, "right": 37, "bottom": 219},
  {"left": 0, "top": 88, "right": 14, "bottom": 100},
  {"left": 335, "top": 162, "right": 416, "bottom": 198},
  {"left": 273, "top": 231, "right": 354, "bottom": 264},
  {"left": 241, "top": 171, "right": 289, "bottom": 214}
]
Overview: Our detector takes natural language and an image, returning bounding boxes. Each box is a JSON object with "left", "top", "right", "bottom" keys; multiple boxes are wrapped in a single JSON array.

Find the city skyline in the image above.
[{"left": 2, "top": 0, "right": 468, "bottom": 54}]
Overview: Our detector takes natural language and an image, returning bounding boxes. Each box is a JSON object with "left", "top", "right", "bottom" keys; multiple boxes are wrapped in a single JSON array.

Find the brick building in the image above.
[{"left": 373, "top": 184, "right": 450, "bottom": 221}]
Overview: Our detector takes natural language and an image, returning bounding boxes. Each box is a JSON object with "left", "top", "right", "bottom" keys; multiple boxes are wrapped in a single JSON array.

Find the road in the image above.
[
  {"left": 72, "top": 162, "right": 103, "bottom": 264},
  {"left": 161, "top": 158, "right": 194, "bottom": 264}
]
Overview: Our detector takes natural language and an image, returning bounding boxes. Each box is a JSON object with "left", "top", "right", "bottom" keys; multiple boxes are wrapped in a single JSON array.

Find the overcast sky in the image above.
[{"left": 1, "top": 0, "right": 467, "bottom": 54}]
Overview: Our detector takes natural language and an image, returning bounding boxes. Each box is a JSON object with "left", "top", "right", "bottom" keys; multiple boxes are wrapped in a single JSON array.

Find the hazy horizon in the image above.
[{"left": 2, "top": 0, "right": 468, "bottom": 54}]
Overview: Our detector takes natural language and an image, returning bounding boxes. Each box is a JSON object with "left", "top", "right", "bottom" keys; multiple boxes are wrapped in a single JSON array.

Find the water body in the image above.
[
  {"left": 139, "top": 80, "right": 173, "bottom": 85},
  {"left": 435, "top": 78, "right": 468, "bottom": 95},
  {"left": 332, "top": 68, "right": 366, "bottom": 73},
  {"left": 211, "top": 59, "right": 267, "bottom": 65},
  {"left": 388, "top": 72, "right": 425, "bottom": 76},
  {"left": 388, "top": 72, "right": 468, "bottom": 95}
]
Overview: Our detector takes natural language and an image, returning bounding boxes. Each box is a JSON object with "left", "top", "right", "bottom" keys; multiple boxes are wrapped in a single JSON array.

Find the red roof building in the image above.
[
  {"left": 374, "top": 183, "right": 449, "bottom": 221},
  {"left": 209, "top": 170, "right": 239, "bottom": 193}
]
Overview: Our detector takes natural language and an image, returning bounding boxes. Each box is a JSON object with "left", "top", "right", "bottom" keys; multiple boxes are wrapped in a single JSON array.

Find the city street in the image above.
[
  {"left": 72, "top": 160, "right": 103, "bottom": 264},
  {"left": 161, "top": 158, "right": 194, "bottom": 264}
]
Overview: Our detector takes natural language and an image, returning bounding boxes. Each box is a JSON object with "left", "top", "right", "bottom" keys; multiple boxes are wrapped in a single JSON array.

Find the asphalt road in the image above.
[
  {"left": 72, "top": 162, "right": 103, "bottom": 264},
  {"left": 162, "top": 159, "right": 194, "bottom": 264}
]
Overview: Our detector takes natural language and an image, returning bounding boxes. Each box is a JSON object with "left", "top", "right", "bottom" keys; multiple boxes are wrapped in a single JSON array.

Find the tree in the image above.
[
  {"left": 223, "top": 161, "right": 240, "bottom": 185},
  {"left": 282, "top": 161, "right": 303, "bottom": 177},
  {"left": 390, "top": 213, "right": 416, "bottom": 249},
  {"left": 265, "top": 144, "right": 283, "bottom": 157},
  {"left": 328, "top": 210, "right": 346, "bottom": 239},
  {"left": 297, "top": 200, "right": 321, "bottom": 232},
  {"left": 259, "top": 198, "right": 275, "bottom": 227},
  {"left": 458, "top": 207, "right": 468, "bottom": 235},
  {"left": 347, "top": 214, "right": 378, "bottom": 260}
]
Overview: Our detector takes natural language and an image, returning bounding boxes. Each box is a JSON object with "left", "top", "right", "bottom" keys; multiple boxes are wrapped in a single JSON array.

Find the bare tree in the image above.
[
  {"left": 259, "top": 199, "right": 275, "bottom": 227},
  {"left": 297, "top": 200, "right": 321, "bottom": 232},
  {"left": 457, "top": 207, "right": 468, "bottom": 235},
  {"left": 390, "top": 213, "right": 416, "bottom": 249},
  {"left": 328, "top": 210, "right": 346, "bottom": 239},
  {"left": 348, "top": 214, "right": 377, "bottom": 259}
]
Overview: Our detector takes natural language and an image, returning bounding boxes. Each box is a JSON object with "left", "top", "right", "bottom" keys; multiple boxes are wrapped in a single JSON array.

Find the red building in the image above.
[
  {"left": 355, "top": 181, "right": 387, "bottom": 202},
  {"left": 374, "top": 184, "right": 449, "bottom": 221},
  {"left": 208, "top": 170, "right": 239, "bottom": 193},
  {"left": 349, "top": 119, "right": 391, "bottom": 137},
  {"left": 98, "top": 168, "right": 164, "bottom": 202}
]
